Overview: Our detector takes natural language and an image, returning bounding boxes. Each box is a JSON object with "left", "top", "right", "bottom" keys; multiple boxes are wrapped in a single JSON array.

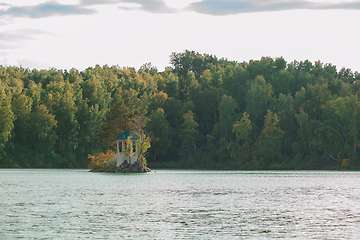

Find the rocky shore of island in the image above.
[{"left": 90, "top": 160, "right": 151, "bottom": 173}]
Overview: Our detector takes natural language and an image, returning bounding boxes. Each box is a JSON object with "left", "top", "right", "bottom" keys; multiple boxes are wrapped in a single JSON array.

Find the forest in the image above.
[{"left": 1, "top": 50, "right": 360, "bottom": 170}]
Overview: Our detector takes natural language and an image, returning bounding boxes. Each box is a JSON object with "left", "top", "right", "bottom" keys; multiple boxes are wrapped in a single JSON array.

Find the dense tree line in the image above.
[{"left": 1, "top": 50, "right": 360, "bottom": 169}]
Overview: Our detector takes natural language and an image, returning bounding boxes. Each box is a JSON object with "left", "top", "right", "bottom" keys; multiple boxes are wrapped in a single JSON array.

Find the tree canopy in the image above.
[{"left": 1, "top": 51, "right": 360, "bottom": 170}]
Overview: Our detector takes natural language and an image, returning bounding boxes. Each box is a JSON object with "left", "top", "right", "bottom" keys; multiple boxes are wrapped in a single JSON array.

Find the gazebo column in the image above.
[
  {"left": 121, "top": 140, "right": 124, "bottom": 155},
  {"left": 135, "top": 141, "right": 138, "bottom": 156},
  {"left": 117, "top": 140, "right": 119, "bottom": 157}
]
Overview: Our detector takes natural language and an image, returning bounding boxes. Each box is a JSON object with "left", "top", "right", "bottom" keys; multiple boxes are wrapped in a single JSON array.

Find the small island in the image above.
[
  {"left": 89, "top": 131, "right": 151, "bottom": 173},
  {"left": 90, "top": 159, "right": 151, "bottom": 173}
]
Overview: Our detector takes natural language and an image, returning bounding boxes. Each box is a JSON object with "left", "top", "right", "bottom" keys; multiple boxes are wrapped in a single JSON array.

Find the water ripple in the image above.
[{"left": 1, "top": 169, "right": 360, "bottom": 239}]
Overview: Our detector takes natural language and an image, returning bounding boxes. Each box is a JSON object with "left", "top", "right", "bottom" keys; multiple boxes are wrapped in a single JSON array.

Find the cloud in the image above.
[
  {"left": 81, "top": 0, "right": 175, "bottom": 13},
  {"left": 120, "top": 2, "right": 173, "bottom": 13},
  {"left": 80, "top": 0, "right": 121, "bottom": 5},
  {"left": 328, "top": 2, "right": 360, "bottom": 10},
  {"left": 0, "top": 0, "right": 359, "bottom": 19},
  {"left": 0, "top": 29, "right": 48, "bottom": 49},
  {"left": 117, "top": 0, "right": 175, "bottom": 13},
  {"left": 0, "top": 0, "right": 175, "bottom": 18},
  {"left": 16, "top": 58, "right": 53, "bottom": 70},
  {"left": 0, "top": 1, "right": 95, "bottom": 18},
  {"left": 188, "top": 0, "right": 360, "bottom": 15},
  {"left": 0, "top": 54, "right": 19, "bottom": 66}
]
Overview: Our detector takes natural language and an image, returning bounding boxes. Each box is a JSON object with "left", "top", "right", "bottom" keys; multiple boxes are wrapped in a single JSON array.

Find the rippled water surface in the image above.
[{"left": 1, "top": 169, "right": 360, "bottom": 239}]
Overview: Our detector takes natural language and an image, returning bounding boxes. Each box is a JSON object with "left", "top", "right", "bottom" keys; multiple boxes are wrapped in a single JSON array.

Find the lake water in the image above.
[{"left": 1, "top": 169, "right": 360, "bottom": 239}]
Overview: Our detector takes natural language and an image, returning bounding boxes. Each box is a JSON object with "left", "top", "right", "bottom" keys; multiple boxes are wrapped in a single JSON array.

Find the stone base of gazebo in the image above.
[
  {"left": 91, "top": 160, "right": 151, "bottom": 173},
  {"left": 106, "top": 154, "right": 117, "bottom": 165},
  {"left": 106, "top": 154, "right": 138, "bottom": 167}
]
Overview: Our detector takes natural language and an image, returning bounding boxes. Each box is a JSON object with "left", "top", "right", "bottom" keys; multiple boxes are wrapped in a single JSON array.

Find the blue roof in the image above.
[{"left": 115, "top": 131, "right": 139, "bottom": 140}]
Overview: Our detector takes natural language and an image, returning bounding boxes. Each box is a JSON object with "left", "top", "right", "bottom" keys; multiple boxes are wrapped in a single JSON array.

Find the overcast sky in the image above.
[{"left": 0, "top": 0, "right": 359, "bottom": 72}]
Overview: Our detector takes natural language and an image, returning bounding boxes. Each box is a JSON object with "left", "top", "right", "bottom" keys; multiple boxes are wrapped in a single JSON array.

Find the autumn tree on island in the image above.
[
  {"left": 91, "top": 87, "right": 150, "bottom": 169},
  {"left": 100, "top": 88, "right": 147, "bottom": 146}
]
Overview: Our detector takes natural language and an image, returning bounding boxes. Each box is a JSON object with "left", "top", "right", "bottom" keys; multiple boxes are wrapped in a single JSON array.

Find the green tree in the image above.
[
  {"left": 136, "top": 129, "right": 151, "bottom": 167},
  {"left": 222, "top": 65, "right": 249, "bottom": 110},
  {"left": 101, "top": 88, "right": 146, "bottom": 147},
  {"left": 159, "top": 69, "right": 178, "bottom": 98},
  {"left": 28, "top": 104, "right": 57, "bottom": 166},
  {"left": 214, "top": 94, "right": 239, "bottom": 142},
  {"left": 258, "top": 110, "right": 284, "bottom": 166},
  {"left": 232, "top": 112, "right": 253, "bottom": 166},
  {"left": 179, "top": 111, "right": 199, "bottom": 163},
  {"left": 294, "top": 83, "right": 332, "bottom": 125},
  {"left": 273, "top": 93, "right": 295, "bottom": 154},
  {"left": 148, "top": 91, "right": 168, "bottom": 113},
  {"left": 87, "top": 104, "right": 107, "bottom": 153},
  {"left": 45, "top": 80, "right": 79, "bottom": 163},
  {"left": 190, "top": 86, "right": 219, "bottom": 137},
  {"left": 319, "top": 95, "right": 360, "bottom": 166},
  {"left": 10, "top": 93, "right": 33, "bottom": 166},
  {"left": 294, "top": 109, "right": 312, "bottom": 156},
  {"left": 146, "top": 108, "right": 172, "bottom": 161},
  {"left": 245, "top": 75, "right": 274, "bottom": 130},
  {"left": 178, "top": 72, "right": 199, "bottom": 100},
  {"left": 0, "top": 83, "right": 15, "bottom": 163},
  {"left": 12, "top": 93, "right": 33, "bottom": 146},
  {"left": 212, "top": 94, "right": 240, "bottom": 166}
]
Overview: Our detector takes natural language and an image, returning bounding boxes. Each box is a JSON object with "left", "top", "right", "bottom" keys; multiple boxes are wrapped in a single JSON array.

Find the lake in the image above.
[{"left": 1, "top": 169, "right": 360, "bottom": 239}]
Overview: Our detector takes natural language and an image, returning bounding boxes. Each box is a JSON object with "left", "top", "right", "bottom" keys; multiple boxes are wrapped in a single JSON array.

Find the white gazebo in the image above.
[{"left": 114, "top": 130, "right": 139, "bottom": 167}]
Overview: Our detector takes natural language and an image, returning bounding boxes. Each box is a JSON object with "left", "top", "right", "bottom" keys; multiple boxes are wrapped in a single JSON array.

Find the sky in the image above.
[{"left": 0, "top": 0, "right": 359, "bottom": 72}]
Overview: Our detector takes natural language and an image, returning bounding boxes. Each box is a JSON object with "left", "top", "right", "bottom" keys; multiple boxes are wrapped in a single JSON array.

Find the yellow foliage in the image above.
[
  {"left": 341, "top": 159, "right": 350, "bottom": 168},
  {"left": 88, "top": 149, "right": 115, "bottom": 170},
  {"left": 153, "top": 91, "right": 168, "bottom": 103}
]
